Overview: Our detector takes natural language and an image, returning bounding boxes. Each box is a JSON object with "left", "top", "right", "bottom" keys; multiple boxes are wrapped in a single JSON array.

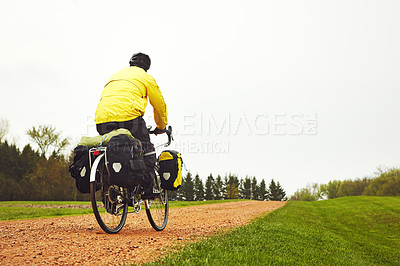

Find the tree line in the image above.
[
  {"left": 0, "top": 121, "right": 287, "bottom": 201},
  {"left": 291, "top": 167, "right": 400, "bottom": 201},
  {"left": 168, "top": 173, "right": 286, "bottom": 201},
  {"left": 0, "top": 140, "right": 89, "bottom": 201}
]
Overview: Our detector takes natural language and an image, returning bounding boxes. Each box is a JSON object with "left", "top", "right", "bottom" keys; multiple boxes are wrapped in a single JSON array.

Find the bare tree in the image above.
[
  {"left": 26, "top": 124, "right": 70, "bottom": 158},
  {"left": 0, "top": 118, "right": 10, "bottom": 141}
]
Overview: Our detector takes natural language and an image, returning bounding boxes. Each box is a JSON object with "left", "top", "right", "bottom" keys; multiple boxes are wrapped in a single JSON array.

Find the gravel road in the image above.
[{"left": 0, "top": 201, "right": 286, "bottom": 265}]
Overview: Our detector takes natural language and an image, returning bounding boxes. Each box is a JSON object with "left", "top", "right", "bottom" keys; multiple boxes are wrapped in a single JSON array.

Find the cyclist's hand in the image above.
[{"left": 153, "top": 127, "right": 165, "bottom": 135}]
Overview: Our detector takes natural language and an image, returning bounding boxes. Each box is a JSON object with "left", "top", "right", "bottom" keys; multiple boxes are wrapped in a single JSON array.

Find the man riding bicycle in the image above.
[{"left": 94, "top": 52, "right": 168, "bottom": 199}]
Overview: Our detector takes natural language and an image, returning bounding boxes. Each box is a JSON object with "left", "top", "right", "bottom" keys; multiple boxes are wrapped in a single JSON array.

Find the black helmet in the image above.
[{"left": 129, "top": 53, "right": 151, "bottom": 71}]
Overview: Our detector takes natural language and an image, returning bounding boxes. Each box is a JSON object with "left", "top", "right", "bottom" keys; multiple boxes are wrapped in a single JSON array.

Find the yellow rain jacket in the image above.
[{"left": 94, "top": 66, "right": 168, "bottom": 129}]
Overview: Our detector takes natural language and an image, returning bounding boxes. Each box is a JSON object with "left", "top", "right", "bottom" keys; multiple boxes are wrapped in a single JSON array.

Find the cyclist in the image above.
[{"left": 94, "top": 52, "right": 168, "bottom": 199}]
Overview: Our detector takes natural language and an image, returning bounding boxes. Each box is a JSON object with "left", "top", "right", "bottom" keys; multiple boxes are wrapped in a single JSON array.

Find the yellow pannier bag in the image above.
[{"left": 158, "top": 150, "right": 183, "bottom": 190}]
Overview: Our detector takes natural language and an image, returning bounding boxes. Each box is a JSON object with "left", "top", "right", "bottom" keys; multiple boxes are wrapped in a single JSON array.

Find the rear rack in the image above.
[{"left": 89, "top": 146, "right": 107, "bottom": 169}]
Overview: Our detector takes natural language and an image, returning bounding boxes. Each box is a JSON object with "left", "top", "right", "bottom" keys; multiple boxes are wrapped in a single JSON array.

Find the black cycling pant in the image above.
[{"left": 96, "top": 117, "right": 156, "bottom": 189}]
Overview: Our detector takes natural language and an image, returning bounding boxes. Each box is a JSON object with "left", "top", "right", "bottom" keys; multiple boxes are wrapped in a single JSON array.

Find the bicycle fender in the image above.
[{"left": 90, "top": 153, "right": 105, "bottom": 182}]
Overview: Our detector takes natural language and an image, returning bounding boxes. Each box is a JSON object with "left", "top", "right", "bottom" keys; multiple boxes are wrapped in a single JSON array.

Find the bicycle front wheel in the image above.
[
  {"left": 90, "top": 155, "right": 128, "bottom": 234},
  {"left": 145, "top": 175, "right": 169, "bottom": 231}
]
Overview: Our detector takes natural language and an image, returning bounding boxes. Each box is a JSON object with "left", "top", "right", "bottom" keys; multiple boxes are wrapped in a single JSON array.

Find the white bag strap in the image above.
[{"left": 144, "top": 151, "right": 156, "bottom": 157}]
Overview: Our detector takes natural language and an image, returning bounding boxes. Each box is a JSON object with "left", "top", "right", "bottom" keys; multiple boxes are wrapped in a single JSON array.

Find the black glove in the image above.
[{"left": 153, "top": 127, "right": 165, "bottom": 135}]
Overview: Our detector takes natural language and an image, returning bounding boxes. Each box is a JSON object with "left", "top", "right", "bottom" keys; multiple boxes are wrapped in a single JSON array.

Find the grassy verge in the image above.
[
  {"left": 145, "top": 196, "right": 400, "bottom": 265},
  {"left": 169, "top": 199, "right": 246, "bottom": 208},
  {"left": 0, "top": 199, "right": 246, "bottom": 221},
  {"left": 0, "top": 201, "right": 91, "bottom": 206},
  {"left": 0, "top": 207, "right": 94, "bottom": 221}
]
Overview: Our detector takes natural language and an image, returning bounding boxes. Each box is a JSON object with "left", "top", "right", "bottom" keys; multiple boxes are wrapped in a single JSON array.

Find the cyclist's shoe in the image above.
[
  {"left": 141, "top": 186, "right": 161, "bottom": 200},
  {"left": 142, "top": 191, "right": 157, "bottom": 200}
]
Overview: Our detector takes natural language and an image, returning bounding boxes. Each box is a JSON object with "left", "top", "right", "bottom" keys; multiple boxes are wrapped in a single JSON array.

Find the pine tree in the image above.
[
  {"left": 258, "top": 179, "right": 268, "bottom": 200},
  {"left": 276, "top": 181, "right": 286, "bottom": 200},
  {"left": 0, "top": 141, "right": 35, "bottom": 182},
  {"left": 182, "top": 172, "right": 194, "bottom": 201},
  {"left": 194, "top": 174, "right": 204, "bottom": 201},
  {"left": 268, "top": 179, "right": 286, "bottom": 201},
  {"left": 214, "top": 175, "right": 224, "bottom": 200},
  {"left": 238, "top": 178, "right": 244, "bottom": 199},
  {"left": 242, "top": 177, "right": 251, "bottom": 199},
  {"left": 21, "top": 144, "right": 40, "bottom": 176},
  {"left": 251, "top": 177, "right": 258, "bottom": 200},
  {"left": 205, "top": 174, "right": 215, "bottom": 200},
  {"left": 223, "top": 176, "right": 228, "bottom": 199}
]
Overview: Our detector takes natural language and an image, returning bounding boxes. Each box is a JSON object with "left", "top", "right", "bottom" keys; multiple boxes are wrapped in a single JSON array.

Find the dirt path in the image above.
[
  {"left": 0, "top": 204, "right": 91, "bottom": 209},
  {"left": 0, "top": 201, "right": 286, "bottom": 265}
]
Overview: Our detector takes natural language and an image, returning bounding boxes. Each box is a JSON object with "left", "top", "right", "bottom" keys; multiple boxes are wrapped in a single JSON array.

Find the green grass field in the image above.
[
  {"left": 0, "top": 199, "right": 245, "bottom": 221},
  {"left": 0, "top": 206, "right": 94, "bottom": 220},
  {"left": 0, "top": 201, "right": 92, "bottom": 205},
  {"left": 144, "top": 196, "right": 400, "bottom": 265}
]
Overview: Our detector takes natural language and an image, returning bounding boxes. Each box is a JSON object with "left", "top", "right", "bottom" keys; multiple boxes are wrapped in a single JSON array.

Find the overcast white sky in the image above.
[{"left": 1, "top": 0, "right": 399, "bottom": 195}]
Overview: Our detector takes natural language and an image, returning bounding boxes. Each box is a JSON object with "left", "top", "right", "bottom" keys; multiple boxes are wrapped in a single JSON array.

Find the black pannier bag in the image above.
[
  {"left": 69, "top": 145, "right": 91, "bottom": 193},
  {"left": 106, "top": 134, "right": 146, "bottom": 188},
  {"left": 158, "top": 150, "right": 183, "bottom": 190}
]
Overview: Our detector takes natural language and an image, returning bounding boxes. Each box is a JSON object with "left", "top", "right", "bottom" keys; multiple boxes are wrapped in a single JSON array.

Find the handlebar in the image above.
[{"left": 149, "top": 125, "right": 173, "bottom": 147}]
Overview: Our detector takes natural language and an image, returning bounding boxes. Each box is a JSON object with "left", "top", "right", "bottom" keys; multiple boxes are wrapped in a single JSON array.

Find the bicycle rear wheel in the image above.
[
  {"left": 145, "top": 174, "right": 169, "bottom": 231},
  {"left": 90, "top": 155, "right": 128, "bottom": 234}
]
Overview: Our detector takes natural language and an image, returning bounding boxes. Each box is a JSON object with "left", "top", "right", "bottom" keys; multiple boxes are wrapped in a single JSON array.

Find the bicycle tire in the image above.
[
  {"left": 145, "top": 174, "right": 169, "bottom": 231},
  {"left": 90, "top": 156, "right": 128, "bottom": 234}
]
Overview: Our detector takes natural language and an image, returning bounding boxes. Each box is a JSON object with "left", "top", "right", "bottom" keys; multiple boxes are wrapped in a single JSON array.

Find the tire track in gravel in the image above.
[{"left": 0, "top": 201, "right": 286, "bottom": 265}]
